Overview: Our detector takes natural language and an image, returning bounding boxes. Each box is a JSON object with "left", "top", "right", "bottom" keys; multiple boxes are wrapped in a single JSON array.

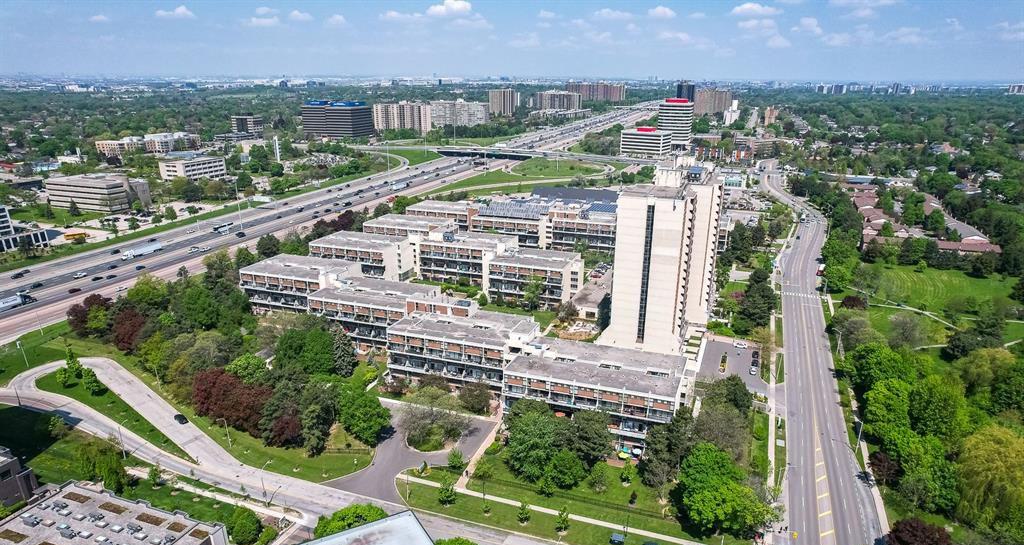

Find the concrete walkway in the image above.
[{"left": 403, "top": 475, "right": 706, "bottom": 545}]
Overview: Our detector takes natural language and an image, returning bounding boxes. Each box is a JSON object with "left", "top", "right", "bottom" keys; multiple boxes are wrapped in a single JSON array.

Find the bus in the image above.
[
  {"left": 212, "top": 221, "right": 234, "bottom": 234},
  {"left": 816, "top": 264, "right": 826, "bottom": 276}
]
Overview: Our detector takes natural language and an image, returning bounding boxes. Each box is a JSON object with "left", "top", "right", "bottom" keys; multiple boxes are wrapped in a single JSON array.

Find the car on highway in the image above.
[
  {"left": 91, "top": 276, "right": 102, "bottom": 281},
  {"left": 275, "top": 215, "right": 282, "bottom": 219},
  {"left": 107, "top": 264, "right": 117, "bottom": 269},
  {"left": 343, "top": 201, "right": 352, "bottom": 206},
  {"left": 148, "top": 238, "right": 157, "bottom": 242},
  {"left": 68, "top": 288, "right": 82, "bottom": 294},
  {"left": 135, "top": 265, "right": 146, "bottom": 270},
  {"left": 73, "top": 272, "right": 87, "bottom": 279},
  {"left": 105, "top": 274, "right": 116, "bottom": 279},
  {"left": 235, "top": 231, "right": 246, "bottom": 238},
  {"left": 173, "top": 414, "right": 188, "bottom": 424},
  {"left": 188, "top": 246, "right": 200, "bottom": 253},
  {"left": 30, "top": 282, "right": 43, "bottom": 289},
  {"left": 110, "top": 249, "right": 120, "bottom": 254},
  {"left": 115, "top": 286, "right": 128, "bottom": 293}
]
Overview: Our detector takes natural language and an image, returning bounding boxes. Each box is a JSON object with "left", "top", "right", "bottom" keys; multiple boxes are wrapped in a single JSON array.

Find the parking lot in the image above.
[{"left": 698, "top": 337, "right": 767, "bottom": 397}]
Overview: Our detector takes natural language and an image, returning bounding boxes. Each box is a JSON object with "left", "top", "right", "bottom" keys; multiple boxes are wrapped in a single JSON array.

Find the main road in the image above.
[
  {"left": 1, "top": 105, "right": 654, "bottom": 345},
  {"left": 764, "top": 176, "right": 884, "bottom": 545}
]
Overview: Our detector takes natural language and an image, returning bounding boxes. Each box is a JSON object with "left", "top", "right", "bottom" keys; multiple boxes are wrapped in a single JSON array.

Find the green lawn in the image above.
[
  {"left": 853, "top": 264, "right": 1016, "bottom": 313},
  {"left": 0, "top": 322, "right": 71, "bottom": 386},
  {"left": 723, "top": 281, "right": 747, "bottom": 298},
  {"left": 11, "top": 206, "right": 106, "bottom": 226},
  {"left": 774, "top": 418, "right": 787, "bottom": 488},
  {"left": 36, "top": 370, "right": 191, "bottom": 461},
  {"left": 384, "top": 148, "right": 443, "bottom": 167},
  {"left": 510, "top": 158, "right": 601, "bottom": 178},
  {"left": 775, "top": 354, "right": 785, "bottom": 385},
  {"left": 751, "top": 412, "right": 770, "bottom": 480},
  {"left": 481, "top": 304, "right": 556, "bottom": 329},
  {"left": 428, "top": 170, "right": 548, "bottom": 195},
  {"left": 0, "top": 405, "right": 234, "bottom": 526}
]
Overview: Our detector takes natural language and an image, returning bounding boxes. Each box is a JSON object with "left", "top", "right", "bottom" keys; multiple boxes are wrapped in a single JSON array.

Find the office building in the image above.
[
  {"left": 488, "top": 88, "right": 519, "bottom": 116},
  {"left": 0, "top": 446, "right": 37, "bottom": 507},
  {"left": 1008, "top": 84, "right": 1024, "bottom": 95},
  {"left": 300, "top": 511, "right": 432, "bottom": 545},
  {"left": 534, "top": 90, "right": 582, "bottom": 111},
  {"left": 417, "top": 231, "right": 519, "bottom": 287},
  {"left": 694, "top": 89, "right": 732, "bottom": 116},
  {"left": 308, "top": 231, "right": 415, "bottom": 281},
  {"left": 158, "top": 153, "right": 227, "bottom": 182},
  {"left": 675, "top": 81, "right": 696, "bottom": 102},
  {"left": 723, "top": 100, "right": 741, "bottom": 126},
  {"left": 597, "top": 156, "right": 723, "bottom": 355},
  {"left": 94, "top": 132, "right": 200, "bottom": 158},
  {"left": 0, "top": 205, "right": 52, "bottom": 253},
  {"left": 487, "top": 248, "right": 583, "bottom": 307},
  {"left": 239, "top": 255, "right": 361, "bottom": 313},
  {"left": 565, "top": 82, "right": 626, "bottom": 102},
  {"left": 0, "top": 206, "right": 12, "bottom": 238},
  {"left": 0, "top": 481, "right": 226, "bottom": 545},
  {"left": 230, "top": 114, "right": 264, "bottom": 138},
  {"left": 619, "top": 127, "right": 673, "bottom": 158},
  {"left": 372, "top": 102, "right": 432, "bottom": 136},
  {"left": 657, "top": 98, "right": 695, "bottom": 147},
  {"left": 44, "top": 173, "right": 132, "bottom": 213},
  {"left": 504, "top": 339, "right": 687, "bottom": 450},
  {"left": 308, "top": 277, "right": 439, "bottom": 352},
  {"left": 763, "top": 105, "right": 779, "bottom": 126},
  {"left": 301, "top": 100, "right": 375, "bottom": 138},
  {"left": 429, "top": 99, "right": 489, "bottom": 128}
]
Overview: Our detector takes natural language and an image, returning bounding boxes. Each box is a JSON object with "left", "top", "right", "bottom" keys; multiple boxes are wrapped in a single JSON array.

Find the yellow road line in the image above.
[
  {"left": 820, "top": 529, "right": 835, "bottom": 538},
  {"left": 817, "top": 492, "right": 829, "bottom": 499},
  {"left": 816, "top": 475, "right": 827, "bottom": 482},
  {"left": 819, "top": 510, "right": 832, "bottom": 518}
]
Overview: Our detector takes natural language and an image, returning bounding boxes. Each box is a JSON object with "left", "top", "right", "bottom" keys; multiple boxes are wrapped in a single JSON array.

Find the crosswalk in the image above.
[{"left": 782, "top": 291, "right": 820, "bottom": 299}]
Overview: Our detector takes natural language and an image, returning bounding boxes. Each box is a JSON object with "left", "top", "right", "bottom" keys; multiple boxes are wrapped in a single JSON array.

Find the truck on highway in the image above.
[
  {"left": 121, "top": 241, "right": 162, "bottom": 260},
  {"left": 389, "top": 181, "right": 409, "bottom": 191},
  {"left": 0, "top": 294, "right": 30, "bottom": 313}
]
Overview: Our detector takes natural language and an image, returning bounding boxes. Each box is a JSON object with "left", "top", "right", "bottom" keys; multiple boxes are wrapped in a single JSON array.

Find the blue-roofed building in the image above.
[{"left": 302, "top": 99, "right": 374, "bottom": 138}]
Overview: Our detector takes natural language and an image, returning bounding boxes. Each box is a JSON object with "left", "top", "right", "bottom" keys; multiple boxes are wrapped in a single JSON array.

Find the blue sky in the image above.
[{"left": 1, "top": 1, "right": 1022, "bottom": 81}]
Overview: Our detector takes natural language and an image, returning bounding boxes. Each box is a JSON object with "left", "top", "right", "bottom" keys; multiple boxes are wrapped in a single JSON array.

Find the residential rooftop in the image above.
[
  {"left": 389, "top": 310, "right": 539, "bottom": 347},
  {"left": 308, "top": 231, "right": 408, "bottom": 251},
  {"left": 620, "top": 183, "right": 690, "bottom": 200},
  {"left": 405, "top": 200, "right": 471, "bottom": 214},
  {"left": 490, "top": 247, "right": 581, "bottom": 269},
  {"left": 363, "top": 214, "right": 455, "bottom": 232},
  {"left": 239, "top": 255, "right": 357, "bottom": 282}
]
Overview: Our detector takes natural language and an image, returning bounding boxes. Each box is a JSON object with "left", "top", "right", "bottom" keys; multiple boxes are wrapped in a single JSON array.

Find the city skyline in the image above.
[{"left": 1, "top": 0, "right": 1021, "bottom": 81}]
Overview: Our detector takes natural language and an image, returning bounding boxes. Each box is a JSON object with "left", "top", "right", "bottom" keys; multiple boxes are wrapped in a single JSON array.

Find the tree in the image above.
[
  {"left": 438, "top": 475, "right": 457, "bottom": 506},
  {"left": 869, "top": 451, "right": 900, "bottom": 486},
  {"left": 693, "top": 403, "right": 749, "bottom": 462},
  {"left": 956, "top": 425, "right": 1024, "bottom": 531},
  {"left": 547, "top": 449, "right": 587, "bottom": 489},
  {"left": 563, "top": 410, "right": 613, "bottom": 467},
  {"left": 458, "top": 381, "right": 491, "bottom": 414},
  {"left": 555, "top": 506, "right": 570, "bottom": 533},
  {"left": 337, "top": 384, "right": 391, "bottom": 446},
  {"left": 847, "top": 342, "right": 916, "bottom": 392},
  {"left": 332, "top": 328, "right": 358, "bottom": 377},
  {"left": 48, "top": 415, "right": 69, "bottom": 438},
  {"left": 505, "top": 411, "right": 563, "bottom": 482},
  {"left": 587, "top": 462, "right": 609, "bottom": 493},
  {"left": 435, "top": 540, "right": 479, "bottom": 545},
  {"left": 256, "top": 234, "right": 280, "bottom": 258},
  {"left": 517, "top": 501, "right": 531, "bottom": 524},
  {"left": 112, "top": 307, "right": 147, "bottom": 352},
  {"left": 65, "top": 345, "right": 83, "bottom": 378},
  {"left": 619, "top": 462, "right": 636, "bottom": 485},
  {"left": 55, "top": 367, "right": 71, "bottom": 388},
  {"left": 703, "top": 375, "right": 753, "bottom": 416},
  {"left": 68, "top": 199, "right": 81, "bottom": 216},
  {"left": 235, "top": 246, "right": 259, "bottom": 268},
  {"left": 908, "top": 375, "right": 969, "bottom": 443},
  {"left": 81, "top": 368, "right": 106, "bottom": 395},
  {"left": 522, "top": 276, "right": 544, "bottom": 310},
  {"left": 676, "top": 443, "right": 774, "bottom": 534},
  {"left": 886, "top": 518, "right": 952, "bottom": 545},
  {"left": 148, "top": 464, "right": 162, "bottom": 486},
  {"left": 888, "top": 313, "right": 926, "bottom": 349},
  {"left": 863, "top": 379, "right": 912, "bottom": 440},
  {"left": 228, "top": 507, "right": 262, "bottom": 545},
  {"left": 831, "top": 309, "right": 886, "bottom": 350},
  {"left": 163, "top": 206, "right": 177, "bottom": 221},
  {"left": 269, "top": 162, "right": 284, "bottom": 177},
  {"left": 313, "top": 504, "right": 388, "bottom": 538},
  {"left": 1011, "top": 276, "right": 1024, "bottom": 303},
  {"left": 447, "top": 449, "right": 466, "bottom": 472}
]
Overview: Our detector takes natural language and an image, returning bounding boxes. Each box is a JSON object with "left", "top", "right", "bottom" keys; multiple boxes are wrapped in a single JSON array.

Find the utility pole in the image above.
[
  {"left": 217, "top": 417, "right": 232, "bottom": 448},
  {"left": 16, "top": 340, "right": 28, "bottom": 368},
  {"left": 260, "top": 460, "right": 271, "bottom": 498},
  {"left": 118, "top": 418, "right": 129, "bottom": 460}
]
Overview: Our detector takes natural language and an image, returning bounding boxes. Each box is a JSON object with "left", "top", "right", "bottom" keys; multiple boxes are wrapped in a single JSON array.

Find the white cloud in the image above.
[
  {"left": 449, "top": 13, "right": 491, "bottom": 29},
  {"left": 730, "top": 3, "right": 781, "bottom": 17},
  {"left": 325, "top": 14, "right": 347, "bottom": 26},
  {"left": 882, "top": 26, "right": 930, "bottom": 45},
  {"left": 846, "top": 7, "right": 876, "bottom": 18},
  {"left": 586, "top": 31, "right": 615, "bottom": 44},
  {"left": 776, "top": 0, "right": 804, "bottom": 3},
  {"left": 829, "top": 0, "right": 896, "bottom": 19},
  {"left": 155, "top": 5, "right": 194, "bottom": 19},
  {"left": 625, "top": 22, "right": 640, "bottom": 33},
  {"left": 254, "top": 7, "right": 277, "bottom": 15},
  {"left": 89, "top": 14, "right": 109, "bottom": 23},
  {"left": 537, "top": 21, "right": 551, "bottom": 28},
  {"left": 945, "top": 18, "right": 962, "bottom": 32},
  {"left": 791, "top": 16, "right": 823, "bottom": 35},
  {"left": 738, "top": 18, "right": 777, "bottom": 31},
  {"left": 593, "top": 8, "right": 633, "bottom": 20},
  {"left": 568, "top": 18, "right": 591, "bottom": 29},
  {"left": 246, "top": 16, "right": 279, "bottom": 27},
  {"left": 647, "top": 6, "right": 676, "bottom": 19},
  {"left": 995, "top": 21, "right": 1024, "bottom": 42},
  {"left": 509, "top": 32, "right": 541, "bottom": 48},
  {"left": 657, "top": 30, "right": 714, "bottom": 49},
  {"left": 821, "top": 32, "right": 853, "bottom": 46},
  {"left": 426, "top": 0, "right": 472, "bottom": 17},
  {"left": 766, "top": 34, "right": 791, "bottom": 47},
  {"left": 689, "top": 12, "right": 707, "bottom": 19},
  {"left": 380, "top": 10, "right": 423, "bottom": 22},
  {"left": 289, "top": 10, "right": 313, "bottom": 22},
  {"left": 538, "top": 9, "right": 556, "bottom": 19}
]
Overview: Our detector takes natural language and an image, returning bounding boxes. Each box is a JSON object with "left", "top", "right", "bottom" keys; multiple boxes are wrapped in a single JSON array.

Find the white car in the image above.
[
  {"left": 115, "top": 286, "right": 128, "bottom": 293},
  {"left": 73, "top": 272, "right": 87, "bottom": 279},
  {"left": 733, "top": 340, "right": 749, "bottom": 349}
]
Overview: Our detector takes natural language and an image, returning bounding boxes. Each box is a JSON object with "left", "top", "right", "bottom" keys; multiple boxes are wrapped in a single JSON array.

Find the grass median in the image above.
[
  {"left": 0, "top": 322, "right": 71, "bottom": 386},
  {"left": 384, "top": 148, "right": 443, "bottom": 167}
]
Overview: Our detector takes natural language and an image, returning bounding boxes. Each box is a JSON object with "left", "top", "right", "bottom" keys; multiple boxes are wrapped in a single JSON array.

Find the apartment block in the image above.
[
  {"left": 404, "top": 200, "right": 474, "bottom": 230},
  {"left": 308, "top": 231, "right": 415, "bottom": 281},
  {"left": 597, "top": 156, "right": 723, "bottom": 355},
  {"left": 533, "top": 90, "right": 582, "bottom": 111},
  {"left": 503, "top": 338, "right": 687, "bottom": 449},
  {"left": 301, "top": 100, "right": 375, "bottom": 138},
  {"left": 763, "top": 105, "right": 779, "bottom": 126},
  {"left": 157, "top": 153, "right": 227, "bottom": 181},
  {"left": 362, "top": 214, "right": 456, "bottom": 238},
  {"left": 487, "top": 248, "right": 583, "bottom": 307},
  {"left": 488, "top": 88, "right": 519, "bottom": 116},
  {"left": 429, "top": 99, "right": 489, "bottom": 127},
  {"left": 238, "top": 255, "right": 360, "bottom": 313},
  {"left": 387, "top": 309, "right": 540, "bottom": 389},
  {"left": 619, "top": 127, "right": 673, "bottom": 158},
  {"left": 470, "top": 200, "right": 549, "bottom": 247},
  {"left": 372, "top": 101, "right": 432, "bottom": 136},
  {"left": 658, "top": 98, "right": 694, "bottom": 147},
  {"left": 565, "top": 82, "right": 626, "bottom": 102},
  {"left": 0, "top": 446, "right": 37, "bottom": 507},
  {"left": 417, "top": 231, "right": 518, "bottom": 287},
  {"left": 0, "top": 205, "right": 51, "bottom": 253},
  {"left": 694, "top": 89, "right": 733, "bottom": 116},
  {"left": 308, "top": 277, "right": 439, "bottom": 352},
  {"left": 43, "top": 173, "right": 131, "bottom": 213},
  {"left": 94, "top": 132, "right": 200, "bottom": 158},
  {"left": 547, "top": 201, "right": 617, "bottom": 253},
  {"left": 231, "top": 114, "right": 264, "bottom": 138}
]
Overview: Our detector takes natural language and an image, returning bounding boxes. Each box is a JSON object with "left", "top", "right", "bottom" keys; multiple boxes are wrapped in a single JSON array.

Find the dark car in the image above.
[
  {"left": 31, "top": 282, "right": 43, "bottom": 289},
  {"left": 110, "top": 249, "right": 120, "bottom": 254},
  {"left": 275, "top": 215, "right": 282, "bottom": 219},
  {"left": 173, "top": 414, "right": 188, "bottom": 425},
  {"left": 68, "top": 288, "right": 82, "bottom": 294},
  {"left": 282, "top": 201, "right": 289, "bottom": 205},
  {"left": 91, "top": 276, "right": 103, "bottom": 281},
  {"left": 235, "top": 231, "right": 246, "bottom": 238},
  {"left": 148, "top": 238, "right": 157, "bottom": 242},
  {"left": 343, "top": 201, "right": 352, "bottom": 207},
  {"left": 108, "top": 264, "right": 117, "bottom": 270},
  {"left": 10, "top": 272, "right": 23, "bottom": 280},
  {"left": 327, "top": 189, "right": 333, "bottom": 193},
  {"left": 135, "top": 265, "right": 146, "bottom": 270},
  {"left": 106, "top": 274, "right": 116, "bottom": 279},
  {"left": 752, "top": 350, "right": 760, "bottom": 361}
]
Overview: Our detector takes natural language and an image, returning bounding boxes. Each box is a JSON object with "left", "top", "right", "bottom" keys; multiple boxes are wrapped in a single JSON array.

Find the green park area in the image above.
[
  {"left": 427, "top": 169, "right": 548, "bottom": 195},
  {"left": 510, "top": 158, "right": 602, "bottom": 178},
  {"left": 837, "top": 264, "right": 1015, "bottom": 313},
  {"left": 384, "top": 148, "right": 443, "bottom": 167},
  {"left": 11, "top": 205, "right": 105, "bottom": 226}
]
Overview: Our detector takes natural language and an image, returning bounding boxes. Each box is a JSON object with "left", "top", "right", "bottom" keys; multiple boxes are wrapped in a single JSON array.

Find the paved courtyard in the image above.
[{"left": 698, "top": 337, "right": 768, "bottom": 397}]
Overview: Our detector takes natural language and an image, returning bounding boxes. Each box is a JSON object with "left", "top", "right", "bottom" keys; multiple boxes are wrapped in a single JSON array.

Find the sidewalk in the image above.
[{"left": 403, "top": 474, "right": 706, "bottom": 545}]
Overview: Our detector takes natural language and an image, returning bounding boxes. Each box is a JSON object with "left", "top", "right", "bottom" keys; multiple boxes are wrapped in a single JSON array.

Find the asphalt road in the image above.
[
  {"left": 764, "top": 178, "right": 883, "bottom": 545},
  {"left": 0, "top": 358, "right": 544, "bottom": 545}
]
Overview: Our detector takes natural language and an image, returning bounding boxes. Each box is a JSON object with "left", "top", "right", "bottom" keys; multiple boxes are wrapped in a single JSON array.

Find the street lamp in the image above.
[
  {"left": 217, "top": 418, "right": 232, "bottom": 448},
  {"left": 16, "top": 340, "right": 29, "bottom": 368},
  {"left": 118, "top": 418, "right": 129, "bottom": 460},
  {"left": 260, "top": 460, "right": 271, "bottom": 498}
]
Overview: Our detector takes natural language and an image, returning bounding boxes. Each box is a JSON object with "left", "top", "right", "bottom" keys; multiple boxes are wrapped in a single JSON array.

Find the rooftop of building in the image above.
[
  {"left": 363, "top": 214, "right": 454, "bottom": 231},
  {"left": 531, "top": 187, "right": 618, "bottom": 204},
  {"left": 0, "top": 481, "right": 224, "bottom": 545},
  {"left": 308, "top": 231, "right": 408, "bottom": 250},
  {"left": 405, "top": 200, "right": 471, "bottom": 214},
  {"left": 240, "top": 255, "right": 357, "bottom": 281},
  {"left": 624, "top": 127, "right": 672, "bottom": 136},
  {"left": 619, "top": 183, "right": 689, "bottom": 200},
  {"left": 389, "top": 309, "right": 538, "bottom": 347},
  {"left": 506, "top": 346, "right": 684, "bottom": 398},
  {"left": 297, "top": 511, "right": 432, "bottom": 545},
  {"left": 490, "top": 247, "right": 580, "bottom": 269},
  {"left": 572, "top": 270, "right": 612, "bottom": 309},
  {"left": 308, "top": 287, "right": 410, "bottom": 311},
  {"left": 161, "top": 152, "right": 214, "bottom": 161},
  {"left": 343, "top": 276, "right": 439, "bottom": 298},
  {"left": 475, "top": 200, "right": 550, "bottom": 220},
  {"left": 420, "top": 231, "right": 517, "bottom": 251},
  {"left": 44, "top": 173, "right": 127, "bottom": 188}
]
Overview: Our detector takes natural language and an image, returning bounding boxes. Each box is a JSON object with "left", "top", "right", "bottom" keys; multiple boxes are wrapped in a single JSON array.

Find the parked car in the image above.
[
  {"left": 68, "top": 288, "right": 82, "bottom": 294},
  {"left": 173, "top": 414, "right": 188, "bottom": 424}
]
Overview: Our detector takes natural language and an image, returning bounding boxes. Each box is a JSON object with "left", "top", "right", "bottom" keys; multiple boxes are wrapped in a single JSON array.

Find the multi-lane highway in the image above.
[
  {"left": 765, "top": 176, "right": 884, "bottom": 545},
  {"left": 0, "top": 104, "right": 654, "bottom": 344}
]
